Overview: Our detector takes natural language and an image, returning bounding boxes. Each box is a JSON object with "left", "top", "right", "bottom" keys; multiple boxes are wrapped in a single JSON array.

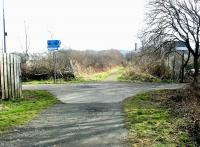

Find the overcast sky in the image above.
[{"left": 0, "top": 0, "right": 146, "bottom": 53}]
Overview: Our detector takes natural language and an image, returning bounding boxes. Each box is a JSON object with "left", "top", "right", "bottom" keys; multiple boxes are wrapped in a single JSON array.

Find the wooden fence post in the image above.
[{"left": 0, "top": 53, "right": 22, "bottom": 100}]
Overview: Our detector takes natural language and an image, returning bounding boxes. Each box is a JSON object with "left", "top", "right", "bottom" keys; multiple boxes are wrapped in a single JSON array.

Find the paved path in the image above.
[{"left": 0, "top": 82, "right": 184, "bottom": 147}]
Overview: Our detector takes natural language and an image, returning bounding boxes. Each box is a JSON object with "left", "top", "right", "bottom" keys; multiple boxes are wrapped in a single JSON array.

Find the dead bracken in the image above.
[{"left": 160, "top": 88, "right": 200, "bottom": 145}]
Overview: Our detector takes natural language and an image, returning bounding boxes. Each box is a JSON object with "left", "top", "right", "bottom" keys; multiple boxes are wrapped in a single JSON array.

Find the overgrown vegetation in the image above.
[
  {"left": 0, "top": 90, "right": 57, "bottom": 133},
  {"left": 23, "top": 66, "right": 123, "bottom": 84},
  {"left": 123, "top": 90, "right": 199, "bottom": 146},
  {"left": 164, "top": 89, "right": 200, "bottom": 145},
  {"left": 18, "top": 49, "right": 123, "bottom": 82},
  {"left": 141, "top": 0, "right": 200, "bottom": 87},
  {"left": 118, "top": 68, "right": 161, "bottom": 83},
  {"left": 125, "top": 46, "right": 178, "bottom": 83},
  {"left": 22, "top": 77, "right": 87, "bottom": 85}
]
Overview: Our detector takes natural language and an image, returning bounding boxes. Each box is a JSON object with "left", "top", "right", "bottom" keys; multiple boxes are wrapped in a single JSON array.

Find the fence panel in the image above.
[{"left": 0, "top": 53, "right": 21, "bottom": 99}]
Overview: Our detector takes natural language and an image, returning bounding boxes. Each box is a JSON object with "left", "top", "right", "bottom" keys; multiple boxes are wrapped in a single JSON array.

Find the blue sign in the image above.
[
  {"left": 47, "top": 40, "right": 61, "bottom": 51},
  {"left": 176, "top": 41, "right": 186, "bottom": 47},
  {"left": 176, "top": 41, "right": 188, "bottom": 52}
]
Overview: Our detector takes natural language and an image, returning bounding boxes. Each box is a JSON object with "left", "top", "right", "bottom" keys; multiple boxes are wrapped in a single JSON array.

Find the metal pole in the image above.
[
  {"left": 2, "top": 0, "right": 6, "bottom": 53},
  {"left": 53, "top": 51, "right": 56, "bottom": 84},
  {"left": 180, "top": 52, "right": 184, "bottom": 83},
  {"left": 172, "top": 55, "right": 176, "bottom": 80}
]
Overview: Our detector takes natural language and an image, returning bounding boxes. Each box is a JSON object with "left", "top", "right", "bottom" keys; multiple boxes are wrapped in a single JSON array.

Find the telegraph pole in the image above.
[
  {"left": 2, "top": 0, "right": 7, "bottom": 53},
  {"left": 135, "top": 43, "right": 137, "bottom": 51}
]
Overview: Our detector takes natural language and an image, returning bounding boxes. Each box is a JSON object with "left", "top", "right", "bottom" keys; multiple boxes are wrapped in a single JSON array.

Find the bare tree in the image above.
[{"left": 143, "top": 0, "right": 200, "bottom": 88}]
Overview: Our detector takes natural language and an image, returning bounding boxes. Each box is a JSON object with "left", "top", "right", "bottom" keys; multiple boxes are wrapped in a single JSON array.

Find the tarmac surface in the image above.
[{"left": 0, "top": 82, "right": 184, "bottom": 147}]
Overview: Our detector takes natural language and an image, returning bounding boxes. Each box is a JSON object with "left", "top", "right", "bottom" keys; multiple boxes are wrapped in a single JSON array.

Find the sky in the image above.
[{"left": 0, "top": 0, "right": 146, "bottom": 53}]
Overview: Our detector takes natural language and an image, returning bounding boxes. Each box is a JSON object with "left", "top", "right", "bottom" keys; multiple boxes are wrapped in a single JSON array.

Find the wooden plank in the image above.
[
  {"left": 13, "top": 55, "right": 16, "bottom": 98},
  {"left": 18, "top": 57, "right": 22, "bottom": 98},
  {"left": 12, "top": 54, "right": 15, "bottom": 99},
  {"left": 11, "top": 54, "right": 16, "bottom": 99},
  {"left": 7, "top": 54, "right": 11, "bottom": 99},
  {"left": 0, "top": 54, "right": 4, "bottom": 99},
  {"left": 9, "top": 54, "right": 12, "bottom": 98},
  {"left": 16, "top": 56, "right": 20, "bottom": 98},
  {"left": 10, "top": 54, "right": 14, "bottom": 99},
  {"left": 4, "top": 54, "right": 8, "bottom": 99},
  {"left": 0, "top": 54, "right": 1, "bottom": 99},
  {"left": 16, "top": 56, "right": 19, "bottom": 98}
]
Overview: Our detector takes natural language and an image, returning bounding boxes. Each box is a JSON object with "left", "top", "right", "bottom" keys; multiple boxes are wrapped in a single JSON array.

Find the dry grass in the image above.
[
  {"left": 119, "top": 66, "right": 161, "bottom": 83},
  {"left": 160, "top": 88, "right": 200, "bottom": 145},
  {"left": 123, "top": 88, "right": 200, "bottom": 146}
]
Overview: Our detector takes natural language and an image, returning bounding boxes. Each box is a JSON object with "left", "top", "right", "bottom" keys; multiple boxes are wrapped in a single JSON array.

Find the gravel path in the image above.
[{"left": 0, "top": 82, "right": 184, "bottom": 147}]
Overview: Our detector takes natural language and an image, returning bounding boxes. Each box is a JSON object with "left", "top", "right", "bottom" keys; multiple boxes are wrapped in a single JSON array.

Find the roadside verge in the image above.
[
  {"left": 0, "top": 90, "right": 57, "bottom": 133},
  {"left": 122, "top": 90, "right": 197, "bottom": 146}
]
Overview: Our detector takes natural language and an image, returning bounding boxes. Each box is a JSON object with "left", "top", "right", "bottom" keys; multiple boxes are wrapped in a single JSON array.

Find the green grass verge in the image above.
[
  {"left": 87, "top": 71, "right": 111, "bottom": 81},
  {"left": 0, "top": 90, "right": 57, "bottom": 133},
  {"left": 123, "top": 92, "right": 192, "bottom": 146}
]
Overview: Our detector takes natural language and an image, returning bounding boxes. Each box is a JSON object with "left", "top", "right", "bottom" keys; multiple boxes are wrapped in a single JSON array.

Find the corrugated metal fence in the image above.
[{"left": 0, "top": 53, "right": 22, "bottom": 99}]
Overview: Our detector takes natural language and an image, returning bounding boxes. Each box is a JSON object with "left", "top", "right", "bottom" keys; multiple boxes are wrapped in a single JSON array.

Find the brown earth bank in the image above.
[{"left": 152, "top": 88, "right": 200, "bottom": 145}]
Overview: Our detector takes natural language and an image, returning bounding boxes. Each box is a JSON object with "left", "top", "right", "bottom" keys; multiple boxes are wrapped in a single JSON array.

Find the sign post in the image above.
[
  {"left": 53, "top": 52, "right": 57, "bottom": 84},
  {"left": 47, "top": 40, "right": 61, "bottom": 84},
  {"left": 176, "top": 41, "right": 188, "bottom": 83}
]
